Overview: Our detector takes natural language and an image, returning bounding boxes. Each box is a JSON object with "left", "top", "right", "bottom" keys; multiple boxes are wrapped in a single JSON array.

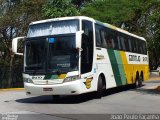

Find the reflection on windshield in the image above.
[
  {"left": 48, "top": 35, "right": 78, "bottom": 73},
  {"left": 24, "top": 35, "right": 78, "bottom": 74},
  {"left": 27, "top": 20, "right": 79, "bottom": 38},
  {"left": 25, "top": 39, "right": 46, "bottom": 72}
]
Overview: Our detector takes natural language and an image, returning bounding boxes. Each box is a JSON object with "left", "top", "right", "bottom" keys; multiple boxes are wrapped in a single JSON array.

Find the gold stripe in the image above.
[
  {"left": 120, "top": 51, "right": 149, "bottom": 84},
  {"left": 58, "top": 74, "right": 67, "bottom": 79},
  {"left": 0, "top": 88, "right": 24, "bottom": 91}
]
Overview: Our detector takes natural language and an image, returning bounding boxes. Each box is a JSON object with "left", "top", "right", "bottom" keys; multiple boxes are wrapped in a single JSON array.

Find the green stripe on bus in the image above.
[
  {"left": 107, "top": 49, "right": 122, "bottom": 86},
  {"left": 44, "top": 75, "right": 58, "bottom": 79},
  {"left": 114, "top": 51, "right": 127, "bottom": 85}
]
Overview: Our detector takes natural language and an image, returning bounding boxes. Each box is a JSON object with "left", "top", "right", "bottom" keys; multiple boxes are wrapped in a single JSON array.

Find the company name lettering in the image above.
[
  {"left": 129, "top": 55, "right": 148, "bottom": 62},
  {"left": 129, "top": 55, "right": 141, "bottom": 62}
]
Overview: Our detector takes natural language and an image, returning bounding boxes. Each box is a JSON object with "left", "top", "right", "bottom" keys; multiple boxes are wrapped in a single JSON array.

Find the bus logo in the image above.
[
  {"left": 97, "top": 54, "right": 105, "bottom": 60},
  {"left": 84, "top": 78, "right": 93, "bottom": 89}
]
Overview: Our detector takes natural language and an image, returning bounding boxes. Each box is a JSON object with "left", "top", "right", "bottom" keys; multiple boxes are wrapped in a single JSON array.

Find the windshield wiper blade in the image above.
[{"left": 56, "top": 69, "right": 62, "bottom": 75}]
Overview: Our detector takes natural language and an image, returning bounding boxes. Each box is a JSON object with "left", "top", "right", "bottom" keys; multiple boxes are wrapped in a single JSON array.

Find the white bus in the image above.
[{"left": 12, "top": 16, "right": 149, "bottom": 98}]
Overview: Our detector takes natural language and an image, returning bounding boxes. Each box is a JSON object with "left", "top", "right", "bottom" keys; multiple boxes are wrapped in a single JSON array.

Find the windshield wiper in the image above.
[{"left": 56, "top": 69, "right": 62, "bottom": 75}]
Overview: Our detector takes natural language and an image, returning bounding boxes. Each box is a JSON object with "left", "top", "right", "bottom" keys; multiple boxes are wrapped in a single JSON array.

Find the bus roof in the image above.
[
  {"left": 30, "top": 16, "right": 94, "bottom": 25},
  {"left": 30, "top": 16, "right": 145, "bottom": 41}
]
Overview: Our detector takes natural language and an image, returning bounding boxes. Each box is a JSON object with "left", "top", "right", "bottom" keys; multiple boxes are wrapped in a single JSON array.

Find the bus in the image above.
[{"left": 12, "top": 16, "right": 149, "bottom": 98}]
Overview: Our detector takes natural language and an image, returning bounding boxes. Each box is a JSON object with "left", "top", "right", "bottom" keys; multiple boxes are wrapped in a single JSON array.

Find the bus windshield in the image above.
[
  {"left": 27, "top": 19, "right": 79, "bottom": 38},
  {"left": 48, "top": 35, "right": 78, "bottom": 73},
  {"left": 24, "top": 34, "right": 78, "bottom": 74},
  {"left": 25, "top": 38, "right": 46, "bottom": 73}
]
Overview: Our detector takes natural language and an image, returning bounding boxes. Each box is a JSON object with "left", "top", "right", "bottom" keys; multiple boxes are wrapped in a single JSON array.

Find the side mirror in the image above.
[
  {"left": 76, "top": 31, "right": 84, "bottom": 49},
  {"left": 12, "top": 37, "right": 24, "bottom": 55}
]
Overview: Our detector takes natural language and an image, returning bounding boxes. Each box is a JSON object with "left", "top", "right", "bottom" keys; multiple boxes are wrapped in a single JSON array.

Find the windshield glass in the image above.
[
  {"left": 24, "top": 34, "right": 78, "bottom": 74},
  {"left": 27, "top": 19, "right": 79, "bottom": 38},
  {"left": 25, "top": 38, "right": 46, "bottom": 73},
  {"left": 48, "top": 35, "right": 78, "bottom": 73}
]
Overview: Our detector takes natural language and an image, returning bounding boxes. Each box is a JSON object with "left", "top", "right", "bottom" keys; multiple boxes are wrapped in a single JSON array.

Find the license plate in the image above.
[{"left": 43, "top": 88, "right": 53, "bottom": 91}]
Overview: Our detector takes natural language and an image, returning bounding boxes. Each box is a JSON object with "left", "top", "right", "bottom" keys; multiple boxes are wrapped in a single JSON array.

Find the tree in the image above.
[
  {"left": 81, "top": 0, "right": 143, "bottom": 28},
  {"left": 42, "top": 0, "right": 79, "bottom": 19},
  {"left": 71, "top": 0, "right": 92, "bottom": 10},
  {"left": 143, "top": 0, "right": 160, "bottom": 68},
  {"left": 81, "top": 0, "right": 160, "bottom": 69},
  {"left": 0, "top": 0, "right": 46, "bottom": 87}
]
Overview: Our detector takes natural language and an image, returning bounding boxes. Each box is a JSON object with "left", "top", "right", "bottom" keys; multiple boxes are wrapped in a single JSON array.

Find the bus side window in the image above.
[
  {"left": 112, "top": 32, "right": 119, "bottom": 50},
  {"left": 131, "top": 38, "right": 136, "bottom": 52},
  {"left": 142, "top": 41, "right": 147, "bottom": 54},
  {"left": 95, "top": 24, "right": 102, "bottom": 47},
  {"left": 100, "top": 29, "right": 107, "bottom": 48},
  {"left": 95, "top": 24, "right": 107, "bottom": 48},
  {"left": 106, "top": 34, "right": 113, "bottom": 49},
  {"left": 128, "top": 38, "right": 132, "bottom": 52},
  {"left": 105, "top": 29, "right": 116, "bottom": 49},
  {"left": 119, "top": 36, "right": 126, "bottom": 51},
  {"left": 117, "top": 35, "right": 122, "bottom": 50},
  {"left": 139, "top": 40, "right": 143, "bottom": 54},
  {"left": 124, "top": 37, "right": 129, "bottom": 52},
  {"left": 135, "top": 39, "right": 139, "bottom": 53}
]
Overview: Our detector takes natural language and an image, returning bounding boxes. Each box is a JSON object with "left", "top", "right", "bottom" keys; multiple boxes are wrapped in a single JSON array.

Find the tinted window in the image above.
[
  {"left": 142, "top": 41, "right": 147, "bottom": 54},
  {"left": 131, "top": 38, "right": 137, "bottom": 52},
  {"left": 95, "top": 24, "right": 102, "bottom": 47},
  {"left": 100, "top": 29, "right": 107, "bottom": 47},
  {"left": 128, "top": 38, "right": 132, "bottom": 52},
  {"left": 124, "top": 36, "right": 129, "bottom": 51},
  {"left": 95, "top": 24, "right": 107, "bottom": 47},
  {"left": 129, "top": 37, "right": 147, "bottom": 54},
  {"left": 105, "top": 29, "right": 117, "bottom": 49},
  {"left": 95, "top": 24, "right": 147, "bottom": 54},
  {"left": 119, "top": 35, "right": 126, "bottom": 51},
  {"left": 81, "top": 20, "right": 94, "bottom": 74}
]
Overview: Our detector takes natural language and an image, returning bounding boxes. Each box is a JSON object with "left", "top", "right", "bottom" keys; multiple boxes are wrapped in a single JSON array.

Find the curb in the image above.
[
  {"left": 144, "top": 86, "right": 160, "bottom": 91},
  {"left": 148, "top": 77, "right": 160, "bottom": 81},
  {"left": 0, "top": 88, "right": 24, "bottom": 91},
  {"left": 156, "top": 86, "right": 160, "bottom": 91}
]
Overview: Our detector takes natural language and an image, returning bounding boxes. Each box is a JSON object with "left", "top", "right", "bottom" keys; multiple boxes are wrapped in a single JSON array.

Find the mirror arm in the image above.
[{"left": 12, "top": 36, "right": 24, "bottom": 55}]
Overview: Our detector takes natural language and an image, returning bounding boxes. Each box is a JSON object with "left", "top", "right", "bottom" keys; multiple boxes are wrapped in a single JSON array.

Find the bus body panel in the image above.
[
  {"left": 95, "top": 48, "right": 149, "bottom": 89},
  {"left": 19, "top": 16, "right": 149, "bottom": 96},
  {"left": 95, "top": 47, "right": 117, "bottom": 89}
]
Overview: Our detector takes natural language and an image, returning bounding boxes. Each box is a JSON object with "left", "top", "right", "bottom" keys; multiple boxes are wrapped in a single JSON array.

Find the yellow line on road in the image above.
[{"left": 0, "top": 88, "right": 24, "bottom": 91}]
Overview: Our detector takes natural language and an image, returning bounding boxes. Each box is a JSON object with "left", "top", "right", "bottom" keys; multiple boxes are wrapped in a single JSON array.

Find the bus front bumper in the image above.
[{"left": 24, "top": 80, "right": 85, "bottom": 95}]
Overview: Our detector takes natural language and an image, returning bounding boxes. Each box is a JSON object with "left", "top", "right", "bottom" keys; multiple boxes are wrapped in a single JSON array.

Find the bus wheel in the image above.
[
  {"left": 135, "top": 75, "right": 142, "bottom": 88},
  {"left": 95, "top": 76, "right": 103, "bottom": 99}
]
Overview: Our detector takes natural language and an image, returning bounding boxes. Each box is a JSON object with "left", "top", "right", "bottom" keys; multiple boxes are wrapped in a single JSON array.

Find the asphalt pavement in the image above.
[{"left": 0, "top": 79, "right": 160, "bottom": 120}]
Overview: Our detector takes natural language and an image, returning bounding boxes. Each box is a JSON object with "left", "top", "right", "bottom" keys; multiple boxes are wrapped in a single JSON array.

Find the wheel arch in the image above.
[{"left": 97, "top": 72, "right": 106, "bottom": 90}]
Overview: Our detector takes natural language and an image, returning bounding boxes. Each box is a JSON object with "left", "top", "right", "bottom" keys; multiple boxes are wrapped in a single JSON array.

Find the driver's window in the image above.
[{"left": 81, "top": 20, "right": 94, "bottom": 74}]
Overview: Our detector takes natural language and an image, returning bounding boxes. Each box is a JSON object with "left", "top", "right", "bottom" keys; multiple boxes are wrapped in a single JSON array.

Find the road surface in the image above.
[{"left": 0, "top": 80, "right": 160, "bottom": 120}]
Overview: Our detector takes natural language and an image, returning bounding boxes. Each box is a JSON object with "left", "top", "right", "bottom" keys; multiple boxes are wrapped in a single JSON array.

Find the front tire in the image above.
[{"left": 95, "top": 76, "right": 103, "bottom": 99}]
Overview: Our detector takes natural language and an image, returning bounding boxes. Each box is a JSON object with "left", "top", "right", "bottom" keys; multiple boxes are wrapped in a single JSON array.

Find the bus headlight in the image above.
[
  {"left": 23, "top": 78, "right": 33, "bottom": 83},
  {"left": 63, "top": 75, "right": 80, "bottom": 82}
]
